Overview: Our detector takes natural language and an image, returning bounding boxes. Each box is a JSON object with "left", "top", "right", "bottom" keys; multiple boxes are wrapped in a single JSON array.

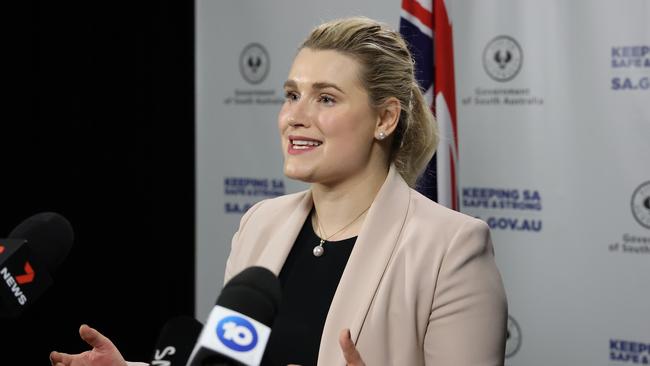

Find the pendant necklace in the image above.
[{"left": 312, "top": 205, "right": 371, "bottom": 257}]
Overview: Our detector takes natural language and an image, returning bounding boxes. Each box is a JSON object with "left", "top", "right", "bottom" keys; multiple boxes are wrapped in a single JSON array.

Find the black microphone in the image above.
[
  {"left": 149, "top": 315, "right": 203, "bottom": 366},
  {"left": 187, "top": 266, "right": 281, "bottom": 366},
  {"left": 0, "top": 212, "right": 74, "bottom": 318}
]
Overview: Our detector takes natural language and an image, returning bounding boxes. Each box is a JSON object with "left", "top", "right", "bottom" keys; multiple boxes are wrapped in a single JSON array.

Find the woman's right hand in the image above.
[{"left": 50, "top": 325, "right": 128, "bottom": 366}]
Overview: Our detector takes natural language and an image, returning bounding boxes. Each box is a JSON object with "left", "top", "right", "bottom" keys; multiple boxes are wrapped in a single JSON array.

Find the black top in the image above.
[{"left": 262, "top": 215, "right": 357, "bottom": 366}]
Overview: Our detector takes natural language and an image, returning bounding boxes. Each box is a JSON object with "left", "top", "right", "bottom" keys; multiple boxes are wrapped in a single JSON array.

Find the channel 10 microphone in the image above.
[
  {"left": 187, "top": 266, "right": 281, "bottom": 366},
  {"left": 0, "top": 212, "right": 74, "bottom": 318},
  {"left": 150, "top": 315, "right": 203, "bottom": 366}
]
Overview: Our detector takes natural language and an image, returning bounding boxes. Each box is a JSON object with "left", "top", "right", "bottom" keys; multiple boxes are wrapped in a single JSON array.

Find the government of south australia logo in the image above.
[
  {"left": 631, "top": 181, "right": 650, "bottom": 229},
  {"left": 483, "top": 36, "right": 523, "bottom": 82},
  {"left": 240, "top": 43, "right": 270, "bottom": 85},
  {"left": 217, "top": 316, "right": 258, "bottom": 352},
  {"left": 505, "top": 315, "right": 522, "bottom": 358}
]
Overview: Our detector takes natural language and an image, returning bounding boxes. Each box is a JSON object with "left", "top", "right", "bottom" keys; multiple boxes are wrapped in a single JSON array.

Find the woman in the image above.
[{"left": 51, "top": 17, "right": 507, "bottom": 366}]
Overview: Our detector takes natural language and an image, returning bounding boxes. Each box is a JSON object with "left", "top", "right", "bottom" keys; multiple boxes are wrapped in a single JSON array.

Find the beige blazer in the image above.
[{"left": 224, "top": 166, "right": 507, "bottom": 366}]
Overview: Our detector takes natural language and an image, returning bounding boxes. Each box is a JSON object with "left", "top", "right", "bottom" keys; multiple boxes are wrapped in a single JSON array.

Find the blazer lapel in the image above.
[
  {"left": 255, "top": 190, "right": 313, "bottom": 275},
  {"left": 317, "top": 166, "right": 411, "bottom": 365}
]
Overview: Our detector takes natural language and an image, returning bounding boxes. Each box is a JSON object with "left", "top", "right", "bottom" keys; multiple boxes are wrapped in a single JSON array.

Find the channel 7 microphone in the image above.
[
  {"left": 0, "top": 212, "right": 74, "bottom": 318},
  {"left": 187, "top": 266, "right": 281, "bottom": 366},
  {"left": 150, "top": 315, "right": 204, "bottom": 366}
]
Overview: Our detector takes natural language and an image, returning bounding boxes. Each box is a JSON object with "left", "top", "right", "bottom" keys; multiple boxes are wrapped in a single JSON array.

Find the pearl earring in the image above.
[{"left": 377, "top": 131, "right": 386, "bottom": 140}]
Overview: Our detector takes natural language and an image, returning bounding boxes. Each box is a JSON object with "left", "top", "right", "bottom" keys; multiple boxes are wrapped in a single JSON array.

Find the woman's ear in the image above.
[{"left": 375, "top": 97, "right": 401, "bottom": 139}]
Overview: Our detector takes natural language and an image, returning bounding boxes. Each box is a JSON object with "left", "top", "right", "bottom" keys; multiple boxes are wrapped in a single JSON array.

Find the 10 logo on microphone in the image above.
[{"left": 217, "top": 316, "right": 259, "bottom": 352}]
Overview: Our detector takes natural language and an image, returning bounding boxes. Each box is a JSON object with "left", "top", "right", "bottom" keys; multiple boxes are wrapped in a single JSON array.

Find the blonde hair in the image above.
[{"left": 301, "top": 17, "right": 438, "bottom": 187}]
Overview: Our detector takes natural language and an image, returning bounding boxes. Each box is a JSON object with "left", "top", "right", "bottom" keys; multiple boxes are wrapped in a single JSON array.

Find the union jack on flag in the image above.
[{"left": 400, "top": 0, "right": 459, "bottom": 210}]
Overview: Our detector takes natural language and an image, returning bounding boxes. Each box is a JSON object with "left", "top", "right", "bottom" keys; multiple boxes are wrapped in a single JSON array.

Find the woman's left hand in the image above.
[{"left": 339, "top": 329, "right": 366, "bottom": 366}]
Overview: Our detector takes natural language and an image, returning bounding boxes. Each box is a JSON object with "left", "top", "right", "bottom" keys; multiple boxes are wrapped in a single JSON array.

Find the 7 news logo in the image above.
[
  {"left": 1, "top": 258, "right": 35, "bottom": 305},
  {"left": 217, "top": 316, "right": 258, "bottom": 352}
]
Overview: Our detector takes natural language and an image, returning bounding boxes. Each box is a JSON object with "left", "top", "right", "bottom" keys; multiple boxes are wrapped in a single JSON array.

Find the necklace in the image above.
[{"left": 312, "top": 205, "right": 371, "bottom": 257}]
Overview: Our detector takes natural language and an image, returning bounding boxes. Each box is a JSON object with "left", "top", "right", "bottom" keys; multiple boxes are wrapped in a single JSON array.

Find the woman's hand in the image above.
[
  {"left": 50, "top": 325, "right": 128, "bottom": 366},
  {"left": 339, "top": 329, "right": 365, "bottom": 366}
]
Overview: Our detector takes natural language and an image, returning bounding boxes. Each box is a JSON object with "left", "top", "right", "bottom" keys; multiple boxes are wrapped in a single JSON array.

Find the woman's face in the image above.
[{"left": 278, "top": 48, "right": 379, "bottom": 186}]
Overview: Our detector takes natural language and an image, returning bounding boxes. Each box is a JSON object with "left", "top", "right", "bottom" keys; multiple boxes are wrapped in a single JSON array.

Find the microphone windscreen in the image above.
[
  {"left": 217, "top": 266, "right": 281, "bottom": 327},
  {"left": 151, "top": 315, "right": 203, "bottom": 365},
  {"left": 8, "top": 212, "right": 74, "bottom": 273}
]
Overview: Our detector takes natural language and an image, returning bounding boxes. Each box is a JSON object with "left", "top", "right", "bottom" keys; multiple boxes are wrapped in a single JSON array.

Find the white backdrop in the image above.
[
  {"left": 197, "top": 1, "right": 649, "bottom": 364},
  {"left": 453, "top": 1, "right": 649, "bottom": 365}
]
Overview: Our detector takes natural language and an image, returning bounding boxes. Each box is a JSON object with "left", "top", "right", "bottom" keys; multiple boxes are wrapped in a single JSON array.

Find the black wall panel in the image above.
[{"left": 1, "top": 1, "right": 195, "bottom": 363}]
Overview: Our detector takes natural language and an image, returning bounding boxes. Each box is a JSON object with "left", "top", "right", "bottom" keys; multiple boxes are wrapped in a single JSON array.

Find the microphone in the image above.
[
  {"left": 150, "top": 315, "right": 204, "bottom": 366},
  {"left": 0, "top": 212, "right": 74, "bottom": 318},
  {"left": 187, "top": 266, "right": 281, "bottom": 366}
]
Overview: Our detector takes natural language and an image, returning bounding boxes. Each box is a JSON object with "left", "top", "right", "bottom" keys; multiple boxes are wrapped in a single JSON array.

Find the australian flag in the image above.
[{"left": 400, "top": 0, "right": 459, "bottom": 210}]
